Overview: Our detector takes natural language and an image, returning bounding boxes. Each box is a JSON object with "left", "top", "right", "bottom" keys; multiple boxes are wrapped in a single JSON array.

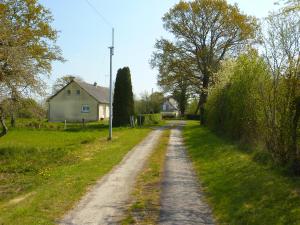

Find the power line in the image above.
[{"left": 84, "top": 0, "right": 113, "bottom": 28}]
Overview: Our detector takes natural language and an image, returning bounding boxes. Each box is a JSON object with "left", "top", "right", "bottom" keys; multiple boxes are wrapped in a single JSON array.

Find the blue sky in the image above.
[{"left": 40, "top": 0, "right": 278, "bottom": 97}]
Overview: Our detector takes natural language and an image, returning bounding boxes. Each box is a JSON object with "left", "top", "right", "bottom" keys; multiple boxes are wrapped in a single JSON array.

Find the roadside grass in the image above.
[
  {"left": 121, "top": 129, "right": 170, "bottom": 225},
  {"left": 183, "top": 121, "right": 300, "bottom": 225},
  {"left": 0, "top": 125, "right": 151, "bottom": 225}
]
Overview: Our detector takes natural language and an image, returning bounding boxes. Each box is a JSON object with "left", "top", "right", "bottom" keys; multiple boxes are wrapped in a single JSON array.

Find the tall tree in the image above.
[
  {"left": 0, "top": 0, "right": 63, "bottom": 135},
  {"left": 154, "top": 0, "right": 257, "bottom": 124},
  {"left": 151, "top": 40, "right": 195, "bottom": 116},
  {"left": 113, "top": 67, "right": 134, "bottom": 126}
]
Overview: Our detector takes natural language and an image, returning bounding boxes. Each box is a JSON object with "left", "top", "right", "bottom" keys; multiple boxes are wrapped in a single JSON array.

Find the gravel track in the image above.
[
  {"left": 59, "top": 128, "right": 164, "bottom": 225},
  {"left": 159, "top": 125, "right": 215, "bottom": 225}
]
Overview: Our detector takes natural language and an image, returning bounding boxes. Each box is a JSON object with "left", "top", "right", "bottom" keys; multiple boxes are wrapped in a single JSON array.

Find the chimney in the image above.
[{"left": 93, "top": 82, "right": 97, "bottom": 86}]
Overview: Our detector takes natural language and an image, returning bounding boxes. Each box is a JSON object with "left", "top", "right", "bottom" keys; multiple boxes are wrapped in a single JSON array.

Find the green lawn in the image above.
[
  {"left": 183, "top": 121, "right": 300, "bottom": 225},
  {"left": 0, "top": 124, "right": 151, "bottom": 225}
]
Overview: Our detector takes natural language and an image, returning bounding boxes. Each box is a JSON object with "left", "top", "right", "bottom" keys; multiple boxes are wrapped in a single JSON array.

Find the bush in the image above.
[
  {"left": 206, "top": 50, "right": 300, "bottom": 173},
  {"left": 136, "top": 114, "right": 162, "bottom": 126},
  {"left": 206, "top": 52, "right": 268, "bottom": 144}
]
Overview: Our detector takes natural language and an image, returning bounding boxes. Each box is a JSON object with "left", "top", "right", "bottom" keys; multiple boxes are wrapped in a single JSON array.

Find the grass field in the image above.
[
  {"left": 0, "top": 122, "right": 151, "bottom": 225},
  {"left": 121, "top": 129, "right": 170, "bottom": 225},
  {"left": 183, "top": 121, "right": 300, "bottom": 225}
]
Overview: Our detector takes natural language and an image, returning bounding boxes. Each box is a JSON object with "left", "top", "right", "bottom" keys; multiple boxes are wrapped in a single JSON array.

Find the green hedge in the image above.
[{"left": 137, "top": 114, "right": 162, "bottom": 126}]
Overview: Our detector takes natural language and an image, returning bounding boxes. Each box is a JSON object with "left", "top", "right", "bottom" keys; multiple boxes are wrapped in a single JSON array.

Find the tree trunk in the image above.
[
  {"left": 0, "top": 107, "right": 8, "bottom": 137},
  {"left": 11, "top": 112, "right": 15, "bottom": 128},
  {"left": 179, "top": 104, "right": 185, "bottom": 117}
]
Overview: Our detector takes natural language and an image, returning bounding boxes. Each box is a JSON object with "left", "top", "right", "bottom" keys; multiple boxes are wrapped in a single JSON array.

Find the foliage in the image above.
[
  {"left": 183, "top": 121, "right": 300, "bottom": 225},
  {"left": 151, "top": 40, "right": 194, "bottom": 116},
  {"left": 113, "top": 67, "right": 134, "bottom": 126},
  {"left": 0, "top": 0, "right": 63, "bottom": 135},
  {"left": 135, "top": 92, "right": 164, "bottom": 114},
  {"left": 206, "top": 50, "right": 269, "bottom": 144},
  {"left": 153, "top": 0, "right": 258, "bottom": 124},
  {"left": 137, "top": 114, "right": 162, "bottom": 126},
  {"left": 260, "top": 9, "right": 300, "bottom": 171},
  {"left": 186, "top": 98, "right": 200, "bottom": 115},
  {"left": 2, "top": 98, "right": 46, "bottom": 119}
]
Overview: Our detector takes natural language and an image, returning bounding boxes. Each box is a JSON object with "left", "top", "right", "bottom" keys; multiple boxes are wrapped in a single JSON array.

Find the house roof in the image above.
[
  {"left": 48, "top": 79, "right": 109, "bottom": 104},
  {"left": 76, "top": 80, "right": 109, "bottom": 104},
  {"left": 164, "top": 97, "right": 178, "bottom": 110}
]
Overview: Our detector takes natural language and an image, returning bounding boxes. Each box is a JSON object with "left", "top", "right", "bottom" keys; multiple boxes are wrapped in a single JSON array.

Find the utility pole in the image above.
[{"left": 108, "top": 28, "right": 114, "bottom": 140}]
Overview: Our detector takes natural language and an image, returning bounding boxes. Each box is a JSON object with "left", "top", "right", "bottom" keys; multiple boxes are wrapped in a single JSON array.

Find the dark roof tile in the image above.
[{"left": 75, "top": 80, "right": 109, "bottom": 104}]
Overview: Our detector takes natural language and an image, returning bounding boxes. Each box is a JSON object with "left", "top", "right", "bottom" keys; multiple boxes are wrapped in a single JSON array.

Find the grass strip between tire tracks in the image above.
[{"left": 121, "top": 129, "right": 170, "bottom": 225}]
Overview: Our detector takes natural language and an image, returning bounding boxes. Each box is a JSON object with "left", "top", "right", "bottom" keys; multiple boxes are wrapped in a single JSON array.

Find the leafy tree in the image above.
[
  {"left": 112, "top": 67, "right": 134, "bottom": 126},
  {"left": 135, "top": 92, "right": 151, "bottom": 114},
  {"left": 0, "top": 0, "right": 63, "bottom": 135},
  {"left": 154, "top": 0, "right": 257, "bottom": 124},
  {"left": 261, "top": 8, "right": 300, "bottom": 172},
  {"left": 151, "top": 41, "right": 195, "bottom": 116},
  {"left": 277, "top": 0, "right": 300, "bottom": 11},
  {"left": 2, "top": 97, "right": 46, "bottom": 120},
  {"left": 135, "top": 91, "right": 164, "bottom": 114},
  {"left": 149, "top": 92, "right": 164, "bottom": 113}
]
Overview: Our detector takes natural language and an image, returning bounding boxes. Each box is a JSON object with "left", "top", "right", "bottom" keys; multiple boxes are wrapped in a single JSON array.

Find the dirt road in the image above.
[
  {"left": 59, "top": 128, "right": 164, "bottom": 225},
  {"left": 159, "top": 125, "right": 215, "bottom": 225}
]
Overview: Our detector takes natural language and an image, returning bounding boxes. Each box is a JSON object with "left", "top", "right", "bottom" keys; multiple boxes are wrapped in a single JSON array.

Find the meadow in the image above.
[{"left": 0, "top": 120, "right": 151, "bottom": 225}]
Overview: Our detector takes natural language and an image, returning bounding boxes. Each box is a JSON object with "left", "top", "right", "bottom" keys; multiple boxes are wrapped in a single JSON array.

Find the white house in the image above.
[
  {"left": 161, "top": 97, "right": 179, "bottom": 117},
  {"left": 48, "top": 79, "right": 109, "bottom": 122}
]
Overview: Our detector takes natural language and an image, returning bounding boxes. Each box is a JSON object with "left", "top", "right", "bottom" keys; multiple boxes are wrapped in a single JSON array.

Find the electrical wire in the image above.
[{"left": 84, "top": 0, "right": 113, "bottom": 28}]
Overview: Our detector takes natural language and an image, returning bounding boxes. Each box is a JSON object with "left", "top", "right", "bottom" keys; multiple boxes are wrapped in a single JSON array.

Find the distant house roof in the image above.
[
  {"left": 48, "top": 79, "right": 109, "bottom": 104},
  {"left": 162, "top": 97, "right": 178, "bottom": 112},
  {"left": 165, "top": 97, "right": 178, "bottom": 110}
]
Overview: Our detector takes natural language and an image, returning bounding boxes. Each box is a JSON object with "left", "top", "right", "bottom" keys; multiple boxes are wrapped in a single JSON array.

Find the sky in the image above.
[{"left": 40, "top": 0, "right": 279, "bottom": 97}]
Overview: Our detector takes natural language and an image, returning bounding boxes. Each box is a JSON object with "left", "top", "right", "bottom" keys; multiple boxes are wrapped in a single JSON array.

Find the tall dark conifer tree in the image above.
[{"left": 112, "top": 67, "right": 134, "bottom": 126}]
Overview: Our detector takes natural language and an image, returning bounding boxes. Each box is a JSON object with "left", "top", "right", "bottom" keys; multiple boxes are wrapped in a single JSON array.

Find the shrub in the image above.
[
  {"left": 206, "top": 51, "right": 268, "bottom": 144},
  {"left": 206, "top": 50, "right": 300, "bottom": 174},
  {"left": 136, "top": 114, "right": 162, "bottom": 126}
]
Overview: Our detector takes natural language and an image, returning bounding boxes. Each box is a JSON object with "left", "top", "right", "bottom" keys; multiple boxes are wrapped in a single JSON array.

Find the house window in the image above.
[
  {"left": 81, "top": 105, "right": 90, "bottom": 113},
  {"left": 67, "top": 90, "right": 71, "bottom": 95},
  {"left": 76, "top": 90, "right": 80, "bottom": 95}
]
